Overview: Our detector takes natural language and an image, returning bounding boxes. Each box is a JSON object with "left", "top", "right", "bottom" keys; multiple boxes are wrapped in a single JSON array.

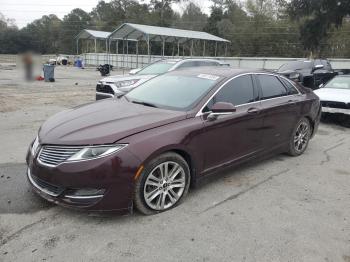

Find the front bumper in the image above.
[
  {"left": 26, "top": 146, "right": 141, "bottom": 213},
  {"left": 322, "top": 107, "right": 350, "bottom": 115}
]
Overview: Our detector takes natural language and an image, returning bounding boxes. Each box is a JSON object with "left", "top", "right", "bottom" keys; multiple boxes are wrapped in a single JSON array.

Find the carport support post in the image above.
[
  {"left": 76, "top": 38, "right": 79, "bottom": 55},
  {"left": 215, "top": 41, "right": 218, "bottom": 57},
  {"left": 126, "top": 39, "right": 129, "bottom": 68},
  {"left": 94, "top": 39, "right": 97, "bottom": 53},
  {"left": 147, "top": 35, "right": 151, "bottom": 63},
  {"left": 225, "top": 43, "right": 228, "bottom": 57},
  {"left": 191, "top": 40, "right": 194, "bottom": 57},
  {"left": 136, "top": 41, "right": 139, "bottom": 68},
  {"left": 162, "top": 38, "right": 165, "bottom": 57},
  {"left": 177, "top": 41, "right": 180, "bottom": 57},
  {"left": 203, "top": 40, "right": 206, "bottom": 57}
]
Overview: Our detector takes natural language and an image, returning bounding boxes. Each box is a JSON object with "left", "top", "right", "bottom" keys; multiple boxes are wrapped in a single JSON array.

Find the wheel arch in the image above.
[{"left": 141, "top": 145, "right": 199, "bottom": 188}]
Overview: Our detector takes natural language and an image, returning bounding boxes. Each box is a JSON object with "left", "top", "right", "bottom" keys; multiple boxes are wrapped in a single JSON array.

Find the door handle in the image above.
[
  {"left": 287, "top": 99, "right": 298, "bottom": 104},
  {"left": 247, "top": 107, "right": 260, "bottom": 114}
]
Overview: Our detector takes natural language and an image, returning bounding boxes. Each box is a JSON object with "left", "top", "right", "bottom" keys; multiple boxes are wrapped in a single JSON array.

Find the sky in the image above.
[{"left": 0, "top": 0, "right": 212, "bottom": 28}]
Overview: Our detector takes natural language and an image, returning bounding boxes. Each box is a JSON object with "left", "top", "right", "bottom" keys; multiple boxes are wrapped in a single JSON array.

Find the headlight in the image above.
[
  {"left": 31, "top": 136, "right": 40, "bottom": 156},
  {"left": 67, "top": 144, "right": 127, "bottom": 162},
  {"left": 114, "top": 79, "right": 140, "bottom": 88}
]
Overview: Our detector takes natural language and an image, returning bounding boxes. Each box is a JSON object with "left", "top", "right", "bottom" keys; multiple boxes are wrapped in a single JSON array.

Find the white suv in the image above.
[{"left": 96, "top": 58, "right": 226, "bottom": 100}]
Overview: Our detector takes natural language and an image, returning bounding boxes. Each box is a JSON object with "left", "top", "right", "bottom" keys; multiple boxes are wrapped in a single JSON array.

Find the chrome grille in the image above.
[{"left": 38, "top": 145, "right": 84, "bottom": 166}]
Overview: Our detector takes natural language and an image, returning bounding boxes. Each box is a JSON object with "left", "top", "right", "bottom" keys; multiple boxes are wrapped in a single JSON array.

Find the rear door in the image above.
[
  {"left": 255, "top": 74, "right": 301, "bottom": 149},
  {"left": 200, "top": 74, "right": 264, "bottom": 172}
]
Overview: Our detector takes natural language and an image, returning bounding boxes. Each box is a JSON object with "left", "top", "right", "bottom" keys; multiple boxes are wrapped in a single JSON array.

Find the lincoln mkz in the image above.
[{"left": 26, "top": 68, "right": 321, "bottom": 215}]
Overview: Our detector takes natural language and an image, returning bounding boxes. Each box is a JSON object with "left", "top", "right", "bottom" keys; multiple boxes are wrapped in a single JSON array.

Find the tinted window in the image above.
[
  {"left": 258, "top": 75, "right": 288, "bottom": 99},
  {"left": 203, "top": 75, "right": 255, "bottom": 112},
  {"left": 126, "top": 74, "right": 220, "bottom": 111},
  {"left": 280, "top": 77, "right": 299, "bottom": 95}
]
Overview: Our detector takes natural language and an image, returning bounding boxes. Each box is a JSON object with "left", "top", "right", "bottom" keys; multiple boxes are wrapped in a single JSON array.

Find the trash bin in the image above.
[{"left": 43, "top": 64, "right": 55, "bottom": 82}]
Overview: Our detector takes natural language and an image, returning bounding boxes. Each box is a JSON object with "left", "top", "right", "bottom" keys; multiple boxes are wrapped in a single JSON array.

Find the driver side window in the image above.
[{"left": 203, "top": 75, "right": 256, "bottom": 112}]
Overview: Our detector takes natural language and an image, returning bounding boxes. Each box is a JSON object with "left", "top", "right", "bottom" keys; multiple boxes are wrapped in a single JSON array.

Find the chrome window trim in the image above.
[
  {"left": 195, "top": 72, "right": 303, "bottom": 117},
  {"left": 277, "top": 75, "right": 302, "bottom": 95}
]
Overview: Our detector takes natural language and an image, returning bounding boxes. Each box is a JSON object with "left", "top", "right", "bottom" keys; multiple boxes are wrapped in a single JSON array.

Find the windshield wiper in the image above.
[{"left": 131, "top": 100, "right": 158, "bottom": 108}]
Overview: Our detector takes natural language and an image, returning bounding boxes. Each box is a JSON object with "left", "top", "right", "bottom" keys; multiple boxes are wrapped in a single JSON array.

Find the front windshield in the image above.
[
  {"left": 136, "top": 62, "right": 176, "bottom": 75},
  {"left": 279, "top": 61, "right": 313, "bottom": 71},
  {"left": 324, "top": 77, "right": 350, "bottom": 90},
  {"left": 125, "top": 74, "right": 221, "bottom": 111}
]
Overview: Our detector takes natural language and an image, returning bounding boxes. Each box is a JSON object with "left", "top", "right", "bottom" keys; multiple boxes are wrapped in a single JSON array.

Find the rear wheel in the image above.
[
  {"left": 288, "top": 118, "right": 312, "bottom": 156},
  {"left": 134, "top": 152, "right": 190, "bottom": 215}
]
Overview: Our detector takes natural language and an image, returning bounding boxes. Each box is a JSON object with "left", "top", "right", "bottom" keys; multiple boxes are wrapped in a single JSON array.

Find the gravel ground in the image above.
[{"left": 0, "top": 66, "right": 349, "bottom": 262}]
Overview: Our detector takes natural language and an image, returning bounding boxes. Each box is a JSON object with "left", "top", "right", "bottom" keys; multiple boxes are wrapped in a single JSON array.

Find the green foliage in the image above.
[
  {"left": 287, "top": 0, "right": 350, "bottom": 55},
  {"left": 0, "top": 0, "right": 350, "bottom": 58}
]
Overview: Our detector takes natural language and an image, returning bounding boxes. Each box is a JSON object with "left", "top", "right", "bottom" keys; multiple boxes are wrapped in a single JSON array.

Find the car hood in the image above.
[
  {"left": 314, "top": 88, "right": 350, "bottom": 103},
  {"left": 100, "top": 74, "right": 156, "bottom": 83},
  {"left": 38, "top": 99, "right": 187, "bottom": 145}
]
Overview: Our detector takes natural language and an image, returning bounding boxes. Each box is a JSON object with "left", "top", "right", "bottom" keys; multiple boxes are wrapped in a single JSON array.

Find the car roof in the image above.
[{"left": 167, "top": 67, "right": 267, "bottom": 78}]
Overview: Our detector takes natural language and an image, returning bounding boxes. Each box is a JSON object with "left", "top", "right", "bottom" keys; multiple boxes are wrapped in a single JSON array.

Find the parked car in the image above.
[
  {"left": 277, "top": 59, "right": 337, "bottom": 89},
  {"left": 314, "top": 75, "right": 350, "bottom": 126},
  {"left": 95, "top": 58, "right": 226, "bottom": 100},
  {"left": 26, "top": 68, "right": 321, "bottom": 215}
]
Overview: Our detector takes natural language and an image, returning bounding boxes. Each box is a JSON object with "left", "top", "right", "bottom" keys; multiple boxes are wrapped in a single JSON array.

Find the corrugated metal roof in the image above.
[
  {"left": 109, "top": 23, "right": 230, "bottom": 43},
  {"left": 75, "top": 29, "right": 111, "bottom": 40}
]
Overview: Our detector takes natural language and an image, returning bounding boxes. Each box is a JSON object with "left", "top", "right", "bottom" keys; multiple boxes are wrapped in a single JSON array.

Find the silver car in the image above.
[{"left": 96, "top": 58, "right": 226, "bottom": 100}]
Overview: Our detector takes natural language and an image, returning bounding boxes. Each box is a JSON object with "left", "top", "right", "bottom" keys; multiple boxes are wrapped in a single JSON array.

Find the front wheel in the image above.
[
  {"left": 134, "top": 152, "right": 190, "bottom": 215},
  {"left": 287, "top": 118, "right": 312, "bottom": 156}
]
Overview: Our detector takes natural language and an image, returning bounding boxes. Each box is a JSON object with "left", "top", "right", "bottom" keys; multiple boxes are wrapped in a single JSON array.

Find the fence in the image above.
[
  {"left": 1, "top": 53, "right": 350, "bottom": 70},
  {"left": 81, "top": 53, "right": 350, "bottom": 70}
]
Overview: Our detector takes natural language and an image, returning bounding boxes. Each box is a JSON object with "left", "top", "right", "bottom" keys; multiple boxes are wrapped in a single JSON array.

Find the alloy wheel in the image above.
[
  {"left": 294, "top": 121, "right": 310, "bottom": 153},
  {"left": 143, "top": 161, "right": 186, "bottom": 211}
]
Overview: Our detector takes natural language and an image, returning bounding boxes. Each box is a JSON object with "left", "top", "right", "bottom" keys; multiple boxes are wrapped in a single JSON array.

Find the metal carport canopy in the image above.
[
  {"left": 75, "top": 29, "right": 111, "bottom": 40},
  {"left": 108, "top": 23, "right": 230, "bottom": 43}
]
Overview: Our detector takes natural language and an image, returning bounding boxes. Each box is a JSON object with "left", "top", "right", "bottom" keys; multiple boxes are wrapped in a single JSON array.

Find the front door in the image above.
[{"left": 199, "top": 74, "right": 264, "bottom": 173}]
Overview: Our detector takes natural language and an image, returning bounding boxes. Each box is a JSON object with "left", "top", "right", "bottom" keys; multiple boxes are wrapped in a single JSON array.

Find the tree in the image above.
[
  {"left": 22, "top": 15, "right": 62, "bottom": 53},
  {"left": 59, "top": 9, "right": 92, "bottom": 53},
  {"left": 286, "top": 0, "right": 350, "bottom": 55},
  {"left": 150, "top": 0, "right": 184, "bottom": 26},
  {"left": 175, "top": 2, "right": 207, "bottom": 31}
]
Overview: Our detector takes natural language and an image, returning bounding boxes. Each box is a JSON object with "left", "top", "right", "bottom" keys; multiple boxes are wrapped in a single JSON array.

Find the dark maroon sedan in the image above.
[{"left": 26, "top": 68, "right": 321, "bottom": 215}]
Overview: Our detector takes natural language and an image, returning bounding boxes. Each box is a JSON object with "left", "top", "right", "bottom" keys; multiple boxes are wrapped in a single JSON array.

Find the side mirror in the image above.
[
  {"left": 129, "top": 68, "right": 141, "bottom": 75},
  {"left": 207, "top": 102, "right": 236, "bottom": 121},
  {"left": 312, "top": 64, "right": 324, "bottom": 72}
]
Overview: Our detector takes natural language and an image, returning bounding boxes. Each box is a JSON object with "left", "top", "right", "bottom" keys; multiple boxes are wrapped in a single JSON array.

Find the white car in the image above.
[
  {"left": 96, "top": 58, "right": 226, "bottom": 100},
  {"left": 314, "top": 75, "right": 350, "bottom": 125}
]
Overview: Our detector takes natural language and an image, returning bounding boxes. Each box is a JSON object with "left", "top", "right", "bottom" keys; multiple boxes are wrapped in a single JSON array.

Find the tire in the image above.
[
  {"left": 287, "top": 117, "right": 312, "bottom": 156},
  {"left": 134, "top": 152, "right": 191, "bottom": 215}
]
